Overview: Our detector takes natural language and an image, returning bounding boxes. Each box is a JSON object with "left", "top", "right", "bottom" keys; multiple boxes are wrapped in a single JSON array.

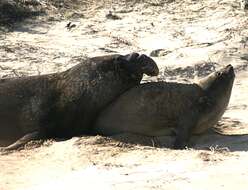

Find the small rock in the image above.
[
  {"left": 106, "top": 11, "right": 121, "bottom": 20},
  {"left": 150, "top": 49, "right": 172, "bottom": 57},
  {"left": 66, "top": 22, "right": 76, "bottom": 30}
]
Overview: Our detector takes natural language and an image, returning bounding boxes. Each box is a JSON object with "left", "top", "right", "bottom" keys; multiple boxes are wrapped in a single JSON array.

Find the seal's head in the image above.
[
  {"left": 198, "top": 64, "right": 235, "bottom": 97},
  {"left": 118, "top": 53, "right": 159, "bottom": 77},
  {"left": 194, "top": 64, "right": 235, "bottom": 134}
]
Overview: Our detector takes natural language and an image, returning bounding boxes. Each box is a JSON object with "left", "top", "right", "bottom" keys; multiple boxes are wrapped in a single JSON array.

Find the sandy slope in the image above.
[{"left": 0, "top": 0, "right": 248, "bottom": 189}]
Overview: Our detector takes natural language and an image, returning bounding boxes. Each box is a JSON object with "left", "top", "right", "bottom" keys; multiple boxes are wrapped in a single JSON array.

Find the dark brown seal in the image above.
[
  {"left": 93, "top": 64, "right": 235, "bottom": 149},
  {"left": 0, "top": 53, "right": 159, "bottom": 150}
]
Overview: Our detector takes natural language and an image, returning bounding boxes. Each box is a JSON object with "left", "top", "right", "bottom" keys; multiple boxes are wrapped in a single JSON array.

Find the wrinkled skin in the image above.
[
  {"left": 94, "top": 65, "right": 235, "bottom": 149},
  {"left": 0, "top": 52, "right": 159, "bottom": 151}
]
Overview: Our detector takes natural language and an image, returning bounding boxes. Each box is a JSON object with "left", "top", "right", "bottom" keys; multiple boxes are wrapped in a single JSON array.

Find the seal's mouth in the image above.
[{"left": 148, "top": 66, "right": 159, "bottom": 76}]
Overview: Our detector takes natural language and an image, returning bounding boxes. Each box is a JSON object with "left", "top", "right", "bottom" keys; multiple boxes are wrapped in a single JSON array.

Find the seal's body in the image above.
[
  {"left": 0, "top": 53, "right": 159, "bottom": 150},
  {"left": 94, "top": 65, "right": 235, "bottom": 149}
]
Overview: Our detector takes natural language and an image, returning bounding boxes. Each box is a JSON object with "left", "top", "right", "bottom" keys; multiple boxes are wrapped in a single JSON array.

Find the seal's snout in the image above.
[
  {"left": 226, "top": 64, "right": 233, "bottom": 71},
  {"left": 224, "top": 64, "right": 235, "bottom": 77},
  {"left": 138, "top": 54, "right": 159, "bottom": 76},
  {"left": 122, "top": 53, "right": 159, "bottom": 76}
]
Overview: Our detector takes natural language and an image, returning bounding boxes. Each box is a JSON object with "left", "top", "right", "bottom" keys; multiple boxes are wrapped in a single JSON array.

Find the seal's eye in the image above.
[{"left": 216, "top": 72, "right": 221, "bottom": 76}]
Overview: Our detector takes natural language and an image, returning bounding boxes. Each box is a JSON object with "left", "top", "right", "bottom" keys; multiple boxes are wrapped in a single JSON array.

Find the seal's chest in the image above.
[{"left": 193, "top": 111, "right": 222, "bottom": 134}]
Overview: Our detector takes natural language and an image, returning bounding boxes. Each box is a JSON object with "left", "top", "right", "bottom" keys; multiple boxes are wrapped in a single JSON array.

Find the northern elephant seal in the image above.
[
  {"left": 93, "top": 64, "right": 235, "bottom": 149},
  {"left": 0, "top": 53, "right": 159, "bottom": 151}
]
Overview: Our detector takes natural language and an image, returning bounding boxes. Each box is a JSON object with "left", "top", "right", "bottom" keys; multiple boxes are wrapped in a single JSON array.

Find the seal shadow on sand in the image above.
[{"left": 109, "top": 129, "right": 248, "bottom": 152}]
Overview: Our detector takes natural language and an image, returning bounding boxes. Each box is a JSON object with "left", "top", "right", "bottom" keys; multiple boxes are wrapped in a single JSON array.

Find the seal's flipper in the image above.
[
  {"left": 173, "top": 114, "right": 198, "bottom": 149},
  {"left": 198, "top": 96, "right": 214, "bottom": 112},
  {"left": 0, "top": 131, "right": 40, "bottom": 151}
]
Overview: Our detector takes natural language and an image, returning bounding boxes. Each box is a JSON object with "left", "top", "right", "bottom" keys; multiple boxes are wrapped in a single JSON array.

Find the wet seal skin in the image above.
[
  {"left": 94, "top": 65, "right": 235, "bottom": 149},
  {"left": 0, "top": 52, "right": 159, "bottom": 151}
]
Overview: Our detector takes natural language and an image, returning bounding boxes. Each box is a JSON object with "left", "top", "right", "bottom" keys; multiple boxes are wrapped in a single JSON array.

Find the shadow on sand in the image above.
[{"left": 109, "top": 128, "right": 248, "bottom": 152}]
